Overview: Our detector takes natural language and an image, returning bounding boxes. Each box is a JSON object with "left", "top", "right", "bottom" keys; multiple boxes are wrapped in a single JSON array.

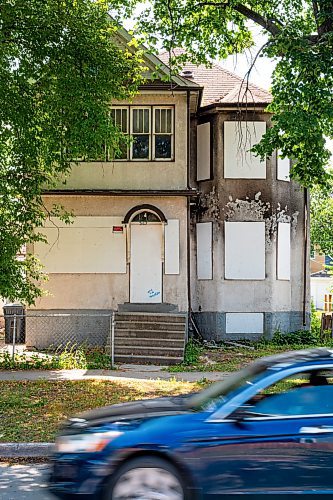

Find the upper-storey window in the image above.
[
  {"left": 153, "top": 107, "right": 173, "bottom": 160},
  {"left": 131, "top": 107, "right": 151, "bottom": 160},
  {"left": 110, "top": 107, "right": 128, "bottom": 160},
  {"left": 110, "top": 105, "right": 174, "bottom": 162}
]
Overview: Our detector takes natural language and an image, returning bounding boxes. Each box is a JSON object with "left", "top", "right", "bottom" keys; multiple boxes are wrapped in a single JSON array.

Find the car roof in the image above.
[{"left": 252, "top": 348, "right": 333, "bottom": 372}]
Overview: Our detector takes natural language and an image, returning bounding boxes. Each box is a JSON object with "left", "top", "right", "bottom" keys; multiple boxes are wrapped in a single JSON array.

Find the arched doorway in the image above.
[{"left": 125, "top": 205, "right": 166, "bottom": 304}]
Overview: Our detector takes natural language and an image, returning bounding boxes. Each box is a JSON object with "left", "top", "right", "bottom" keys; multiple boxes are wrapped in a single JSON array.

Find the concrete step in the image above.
[
  {"left": 114, "top": 354, "right": 183, "bottom": 366},
  {"left": 114, "top": 329, "right": 185, "bottom": 340},
  {"left": 115, "top": 321, "right": 185, "bottom": 331},
  {"left": 114, "top": 346, "right": 184, "bottom": 357},
  {"left": 115, "top": 337, "right": 185, "bottom": 348},
  {"left": 115, "top": 313, "right": 186, "bottom": 324}
]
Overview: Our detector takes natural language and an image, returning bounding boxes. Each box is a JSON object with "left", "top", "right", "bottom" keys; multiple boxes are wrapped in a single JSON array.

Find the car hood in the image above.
[{"left": 60, "top": 394, "right": 195, "bottom": 434}]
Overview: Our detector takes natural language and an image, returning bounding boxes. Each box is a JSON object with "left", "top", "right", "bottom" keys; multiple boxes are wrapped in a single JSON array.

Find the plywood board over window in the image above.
[
  {"left": 226, "top": 313, "right": 264, "bottom": 334},
  {"left": 197, "top": 122, "right": 211, "bottom": 181},
  {"left": 277, "top": 222, "right": 291, "bottom": 280},
  {"left": 224, "top": 121, "right": 266, "bottom": 178},
  {"left": 277, "top": 150, "right": 290, "bottom": 181},
  {"left": 164, "top": 219, "right": 180, "bottom": 275},
  {"left": 35, "top": 217, "right": 126, "bottom": 273},
  {"left": 225, "top": 221, "right": 265, "bottom": 279},
  {"left": 196, "top": 222, "right": 213, "bottom": 280}
]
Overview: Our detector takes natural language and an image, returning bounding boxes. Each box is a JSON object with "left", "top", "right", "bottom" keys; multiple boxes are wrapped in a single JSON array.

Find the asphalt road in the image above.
[{"left": 0, "top": 463, "right": 53, "bottom": 499}]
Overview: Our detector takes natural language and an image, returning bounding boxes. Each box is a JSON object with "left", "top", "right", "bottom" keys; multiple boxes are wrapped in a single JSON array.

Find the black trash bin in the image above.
[{"left": 3, "top": 304, "right": 26, "bottom": 344}]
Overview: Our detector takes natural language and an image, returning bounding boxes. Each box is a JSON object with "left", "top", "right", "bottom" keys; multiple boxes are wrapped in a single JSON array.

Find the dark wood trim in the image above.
[
  {"left": 123, "top": 204, "right": 167, "bottom": 224},
  {"left": 43, "top": 189, "right": 198, "bottom": 197}
]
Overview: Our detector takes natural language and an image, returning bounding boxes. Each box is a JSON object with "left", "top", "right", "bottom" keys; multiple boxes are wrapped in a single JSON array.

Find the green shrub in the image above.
[
  {"left": 184, "top": 338, "right": 203, "bottom": 365},
  {"left": 270, "top": 329, "right": 319, "bottom": 346},
  {"left": 311, "top": 300, "right": 321, "bottom": 337}
]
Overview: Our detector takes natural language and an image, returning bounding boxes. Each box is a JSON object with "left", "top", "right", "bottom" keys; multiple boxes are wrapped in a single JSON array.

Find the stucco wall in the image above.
[
  {"left": 31, "top": 195, "right": 188, "bottom": 312},
  {"left": 54, "top": 92, "right": 188, "bottom": 191},
  {"left": 190, "top": 111, "right": 310, "bottom": 338}
]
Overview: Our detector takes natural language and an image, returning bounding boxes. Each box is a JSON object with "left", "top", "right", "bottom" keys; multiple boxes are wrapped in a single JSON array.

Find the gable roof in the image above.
[
  {"left": 114, "top": 27, "right": 201, "bottom": 90},
  {"left": 158, "top": 49, "right": 272, "bottom": 107}
]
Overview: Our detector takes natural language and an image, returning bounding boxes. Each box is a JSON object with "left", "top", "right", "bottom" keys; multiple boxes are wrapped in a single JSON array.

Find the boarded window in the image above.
[
  {"left": 226, "top": 313, "right": 264, "bottom": 335},
  {"left": 225, "top": 221, "right": 265, "bottom": 279},
  {"left": 224, "top": 121, "right": 266, "bottom": 178},
  {"left": 277, "top": 151, "right": 290, "bottom": 181},
  {"left": 277, "top": 222, "right": 291, "bottom": 280},
  {"left": 35, "top": 217, "right": 126, "bottom": 273},
  {"left": 164, "top": 219, "right": 180, "bottom": 274},
  {"left": 197, "top": 122, "right": 211, "bottom": 181},
  {"left": 196, "top": 222, "right": 213, "bottom": 280}
]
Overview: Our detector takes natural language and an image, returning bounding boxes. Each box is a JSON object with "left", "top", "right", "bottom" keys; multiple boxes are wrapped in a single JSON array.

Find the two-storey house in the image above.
[{"left": 26, "top": 33, "right": 310, "bottom": 363}]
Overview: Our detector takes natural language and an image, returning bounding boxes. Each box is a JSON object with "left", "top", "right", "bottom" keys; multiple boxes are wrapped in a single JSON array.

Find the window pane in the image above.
[
  {"left": 132, "top": 135, "right": 149, "bottom": 159},
  {"left": 144, "top": 109, "right": 150, "bottom": 133},
  {"left": 122, "top": 109, "right": 128, "bottom": 133},
  {"left": 166, "top": 109, "right": 172, "bottom": 133},
  {"left": 132, "top": 109, "right": 150, "bottom": 134},
  {"left": 155, "top": 135, "right": 172, "bottom": 159},
  {"left": 132, "top": 109, "right": 141, "bottom": 133},
  {"left": 155, "top": 109, "right": 161, "bottom": 133}
]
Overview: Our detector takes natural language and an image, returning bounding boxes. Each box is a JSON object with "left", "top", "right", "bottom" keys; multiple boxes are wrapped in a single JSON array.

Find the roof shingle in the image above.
[{"left": 158, "top": 49, "right": 272, "bottom": 107}]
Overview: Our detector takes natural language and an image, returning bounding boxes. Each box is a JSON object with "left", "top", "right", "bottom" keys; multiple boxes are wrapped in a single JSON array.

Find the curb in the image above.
[{"left": 0, "top": 442, "right": 54, "bottom": 458}]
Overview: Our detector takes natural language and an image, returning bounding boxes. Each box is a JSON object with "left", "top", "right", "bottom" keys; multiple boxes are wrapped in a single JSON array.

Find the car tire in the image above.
[{"left": 104, "top": 456, "right": 186, "bottom": 500}]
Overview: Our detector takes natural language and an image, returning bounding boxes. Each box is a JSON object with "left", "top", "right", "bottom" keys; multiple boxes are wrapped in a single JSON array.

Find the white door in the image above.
[{"left": 130, "top": 224, "right": 162, "bottom": 303}]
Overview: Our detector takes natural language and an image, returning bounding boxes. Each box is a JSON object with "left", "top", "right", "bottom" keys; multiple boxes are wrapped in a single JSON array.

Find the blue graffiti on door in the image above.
[{"left": 148, "top": 289, "right": 161, "bottom": 298}]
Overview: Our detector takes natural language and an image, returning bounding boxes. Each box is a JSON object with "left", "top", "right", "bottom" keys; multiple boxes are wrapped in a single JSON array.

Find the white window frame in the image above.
[
  {"left": 152, "top": 106, "right": 174, "bottom": 161},
  {"left": 130, "top": 106, "right": 151, "bottom": 161}
]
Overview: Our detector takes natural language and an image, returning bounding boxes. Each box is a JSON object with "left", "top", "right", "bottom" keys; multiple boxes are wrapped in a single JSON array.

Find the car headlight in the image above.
[{"left": 55, "top": 431, "right": 123, "bottom": 453}]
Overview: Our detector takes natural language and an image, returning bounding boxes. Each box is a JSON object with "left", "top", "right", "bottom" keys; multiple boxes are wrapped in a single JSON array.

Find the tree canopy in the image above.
[
  {"left": 0, "top": 0, "right": 144, "bottom": 304},
  {"left": 126, "top": 0, "right": 333, "bottom": 187},
  {"left": 310, "top": 172, "right": 333, "bottom": 256}
]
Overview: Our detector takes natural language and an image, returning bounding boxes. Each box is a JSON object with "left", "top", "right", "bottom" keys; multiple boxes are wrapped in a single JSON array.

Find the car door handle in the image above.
[{"left": 300, "top": 426, "right": 333, "bottom": 434}]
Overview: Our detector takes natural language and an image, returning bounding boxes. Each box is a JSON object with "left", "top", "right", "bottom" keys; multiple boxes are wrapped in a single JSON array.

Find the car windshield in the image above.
[{"left": 187, "top": 362, "right": 267, "bottom": 411}]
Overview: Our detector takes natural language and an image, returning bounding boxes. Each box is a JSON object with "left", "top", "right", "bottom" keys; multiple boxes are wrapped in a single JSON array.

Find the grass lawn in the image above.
[
  {"left": 168, "top": 343, "right": 330, "bottom": 372},
  {"left": 0, "top": 379, "right": 202, "bottom": 443}
]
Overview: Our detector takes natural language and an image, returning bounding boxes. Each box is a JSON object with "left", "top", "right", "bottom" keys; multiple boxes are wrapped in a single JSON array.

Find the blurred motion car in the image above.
[{"left": 49, "top": 348, "right": 333, "bottom": 499}]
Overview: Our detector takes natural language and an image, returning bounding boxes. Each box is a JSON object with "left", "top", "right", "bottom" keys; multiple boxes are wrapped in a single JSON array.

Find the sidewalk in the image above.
[{"left": 0, "top": 365, "right": 228, "bottom": 383}]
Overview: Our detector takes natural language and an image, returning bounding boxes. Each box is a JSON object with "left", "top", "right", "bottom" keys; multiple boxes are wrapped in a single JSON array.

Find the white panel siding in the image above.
[
  {"left": 226, "top": 313, "right": 264, "bottom": 334},
  {"left": 277, "top": 222, "right": 291, "bottom": 280},
  {"left": 164, "top": 219, "right": 180, "bottom": 275},
  {"left": 224, "top": 121, "right": 266, "bottom": 178},
  {"left": 35, "top": 216, "right": 126, "bottom": 273},
  {"left": 197, "top": 123, "right": 211, "bottom": 181},
  {"left": 197, "top": 222, "right": 213, "bottom": 280},
  {"left": 225, "top": 222, "right": 265, "bottom": 279},
  {"left": 277, "top": 151, "right": 290, "bottom": 181}
]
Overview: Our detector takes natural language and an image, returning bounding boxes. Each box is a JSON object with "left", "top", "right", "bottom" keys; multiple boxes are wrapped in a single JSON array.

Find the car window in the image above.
[{"left": 243, "top": 369, "right": 333, "bottom": 417}]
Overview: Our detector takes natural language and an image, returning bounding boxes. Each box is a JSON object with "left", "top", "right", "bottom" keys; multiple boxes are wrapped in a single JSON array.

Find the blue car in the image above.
[{"left": 49, "top": 348, "right": 333, "bottom": 498}]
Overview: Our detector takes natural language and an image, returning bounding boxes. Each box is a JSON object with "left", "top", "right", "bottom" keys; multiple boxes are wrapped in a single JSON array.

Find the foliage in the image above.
[
  {"left": 268, "top": 329, "right": 319, "bottom": 346},
  {"left": 0, "top": 378, "right": 199, "bottom": 442},
  {"left": 0, "top": 0, "right": 144, "bottom": 303},
  {"left": 123, "top": 0, "right": 333, "bottom": 188},
  {"left": 184, "top": 338, "right": 203, "bottom": 365},
  {"left": 310, "top": 300, "right": 322, "bottom": 337},
  {"left": 0, "top": 345, "right": 113, "bottom": 370},
  {"left": 310, "top": 172, "right": 333, "bottom": 255}
]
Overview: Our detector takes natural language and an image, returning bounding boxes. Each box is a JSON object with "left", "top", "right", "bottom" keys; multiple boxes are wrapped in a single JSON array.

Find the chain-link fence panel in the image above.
[{"left": 0, "top": 312, "right": 114, "bottom": 353}]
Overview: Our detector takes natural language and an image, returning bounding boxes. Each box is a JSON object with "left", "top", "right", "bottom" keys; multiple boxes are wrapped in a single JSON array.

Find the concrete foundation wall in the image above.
[{"left": 194, "top": 311, "right": 310, "bottom": 341}]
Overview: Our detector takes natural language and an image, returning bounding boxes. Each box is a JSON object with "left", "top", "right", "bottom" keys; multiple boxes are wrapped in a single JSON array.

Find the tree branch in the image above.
[{"left": 195, "top": 1, "right": 282, "bottom": 36}]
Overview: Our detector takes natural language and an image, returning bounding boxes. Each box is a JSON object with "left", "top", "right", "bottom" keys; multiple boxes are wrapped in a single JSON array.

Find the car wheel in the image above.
[{"left": 105, "top": 456, "right": 186, "bottom": 500}]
